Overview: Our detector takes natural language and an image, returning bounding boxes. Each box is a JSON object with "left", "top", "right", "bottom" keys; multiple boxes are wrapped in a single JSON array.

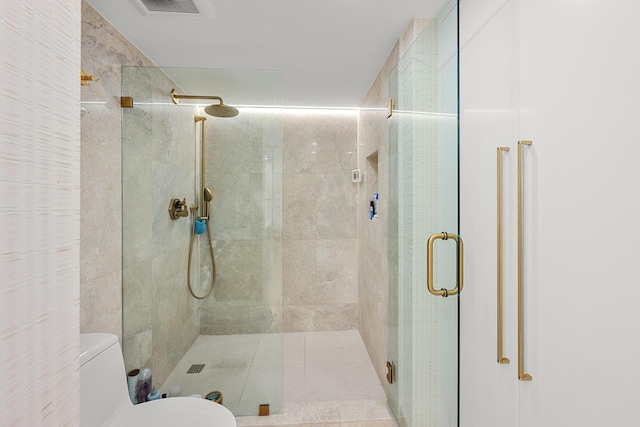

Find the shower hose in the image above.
[{"left": 187, "top": 209, "right": 216, "bottom": 299}]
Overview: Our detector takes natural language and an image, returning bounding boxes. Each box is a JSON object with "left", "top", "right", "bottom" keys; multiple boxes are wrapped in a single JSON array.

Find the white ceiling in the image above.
[{"left": 86, "top": 0, "right": 448, "bottom": 107}]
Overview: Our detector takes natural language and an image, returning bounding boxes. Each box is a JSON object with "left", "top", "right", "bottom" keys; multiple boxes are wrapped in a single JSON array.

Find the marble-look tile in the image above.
[
  {"left": 151, "top": 249, "right": 199, "bottom": 384},
  {"left": 399, "top": 19, "right": 429, "bottom": 57},
  {"left": 280, "top": 110, "right": 358, "bottom": 333},
  {"left": 80, "top": 142, "right": 121, "bottom": 282},
  {"left": 282, "top": 401, "right": 341, "bottom": 423},
  {"left": 200, "top": 304, "right": 274, "bottom": 335},
  {"left": 151, "top": 162, "right": 193, "bottom": 253},
  {"left": 338, "top": 399, "right": 395, "bottom": 422},
  {"left": 283, "top": 361, "right": 306, "bottom": 401},
  {"left": 342, "top": 421, "right": 399, "bottom": 427},
  {"left": 121, "top": 119, "right": 153, "bottom": 269},
  {"left": 284, "top": 240, "right": 317, "bottom": 305},
  {"left": 239, "top": 365, "right": 284, "bottom": 415},
  {"left": 161, "top": 331, "right": 396, "bottom": 424},
  {"left": 122, "top": 329, "right": 152, "bottom": 376},
  {"left": 302, "top": 363, "right": 384, "bottom": 401},
  {"left": 252, "top": 333, "right": 284, "bottom": 368},
  {"left": 316, "top": 239, "right": 357, "bottom": 305},
  {"left": 263, "top": 240, "right": 283, "bottom": 305},
  {"left": 199, "top": 334, "right": 261, "bottom": 368},
  {"left": 263, "top": 116, "right": 284, "bottom": 177},
  {"left": 267, "top": 303, "right": 284, "bottom": 334},
  {"left": 356, "top": 41, "right": 397, "bottom": 390},
  {"left": 207, "top": 239, "right": 264, "bottom": 303},
  {"left": 304, "top": 330, "right": 370, "bottom": 366},
  {"left": 249, "top": 173, "right": 268, "bottom": 238},
  {"left": 81, "top": 1, "right": 152, "bottom": 346},
  {"left": 152, "top": 107, "right": 183, "bottom": 165},
  {"left": 283, "top": 174, "right": 317, "bottom": 240},
  {"left": 283, "top": 332, "right": 305, "bottom": 365},
  {"left": 122, "top": 259, "right": 152, "bottom": 337},
  {"left": 79, "top": 270, "right": 122, "bottom": 339},
  {"left": 314, "top": 304, "right": 357, "bottom": 331},
  {"left": 316, "top": 112, "right": 357, "bottom": 175},
  {"left": 283, "top": 111, "right": 319, "bottom": 174},
  {"left": 284, "top": 305, "right": 316, "bottom": 333},
  {"left": 171, "top": 335, "right": 211, "bottom": 367},
  {"left": 316, "top": 174, "right": 356, "bottom": 239},
  {"left": 234, "top": 416, "right": 289, "bottom": 427},
  {"left": 208, "top": 113, "right": 266, "bottom": 175},
  {"left": 208, "top": 172, "right": 253, "bottom": 240},
  {"left": 162, "top": 365, "right": 251, "bottom": 409}
]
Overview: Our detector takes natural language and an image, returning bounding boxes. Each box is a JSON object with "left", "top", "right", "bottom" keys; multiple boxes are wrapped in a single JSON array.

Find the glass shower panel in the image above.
[
  {"left": 121, "top": 67, "right": 284, "bottom": 417},
  {"left": 387, "top": 1, "right": 459, "bottom": 426}
]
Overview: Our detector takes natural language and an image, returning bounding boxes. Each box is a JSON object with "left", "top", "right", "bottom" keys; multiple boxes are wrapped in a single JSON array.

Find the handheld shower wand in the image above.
[{"left": 203, "top": 187, "right": 213, "bottom": 220}]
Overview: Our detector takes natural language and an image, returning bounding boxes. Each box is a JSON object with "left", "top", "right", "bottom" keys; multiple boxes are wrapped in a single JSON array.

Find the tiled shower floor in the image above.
[{"left": 160, "top": 330, "right": 398, "bottom": 426}]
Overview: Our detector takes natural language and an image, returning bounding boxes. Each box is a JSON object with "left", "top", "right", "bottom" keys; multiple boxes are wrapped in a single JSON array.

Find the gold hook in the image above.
[{"left": 81, "top": 71, "right": 99, "bottom": 86}]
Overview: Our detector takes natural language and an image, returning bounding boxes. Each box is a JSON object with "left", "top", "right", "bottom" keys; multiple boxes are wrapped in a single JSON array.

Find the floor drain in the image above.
[{"left": 187, "top": 364, "right": 205, "bottom": 374}]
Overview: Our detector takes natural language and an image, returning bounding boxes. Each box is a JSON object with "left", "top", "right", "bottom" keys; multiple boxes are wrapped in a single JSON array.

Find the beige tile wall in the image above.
[
  {"left": 80, "top": 0, "right": 155, "bottom": 340},
  {"left": 199, "top": 111, "right": 283, "bottom": 335},
  {"left": 357, "top": 43, "right": 400, "bottom": 387},
  {"left": 82, "top": 2, "right": 200, "bottom": 386},
  {"left": 121, "top": 71, "right": 201, "bottom": 385},
  {"left": 356, "top": 17, "right": 430, "bottom": 393},
  {"left": 282, "top": 111, "right": 359, "bottom": 332}
]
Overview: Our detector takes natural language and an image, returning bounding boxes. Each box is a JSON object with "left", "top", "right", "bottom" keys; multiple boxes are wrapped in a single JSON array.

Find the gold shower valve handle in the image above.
[{"left": 168, "top": 198, "right": 189, "bottom": 220}]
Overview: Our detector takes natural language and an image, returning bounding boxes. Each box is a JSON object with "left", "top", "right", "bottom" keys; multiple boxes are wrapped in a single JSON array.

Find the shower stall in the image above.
[{"left": 121, "top": 67, "right": 284, "bottom": 416}]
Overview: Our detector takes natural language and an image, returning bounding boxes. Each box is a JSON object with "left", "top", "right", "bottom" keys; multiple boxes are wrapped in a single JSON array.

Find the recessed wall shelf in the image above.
[{"left": 366, "top": 150, "right": 379, "bottom": 220}]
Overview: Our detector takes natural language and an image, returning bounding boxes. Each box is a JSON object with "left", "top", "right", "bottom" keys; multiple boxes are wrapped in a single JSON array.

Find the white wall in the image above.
[{"left": 0, "top": 1, "right": 81, "bottom": 425}]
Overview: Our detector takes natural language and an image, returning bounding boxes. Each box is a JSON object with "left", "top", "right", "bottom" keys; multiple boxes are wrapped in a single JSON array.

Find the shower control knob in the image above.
[{"left": 168, "top": 198, "right": 189, "bottom": 220}]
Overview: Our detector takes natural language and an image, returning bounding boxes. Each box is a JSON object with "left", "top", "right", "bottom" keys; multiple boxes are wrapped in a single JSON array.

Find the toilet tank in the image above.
[{"left": 80, "top": 333, "right": 133, "bottom": 427}]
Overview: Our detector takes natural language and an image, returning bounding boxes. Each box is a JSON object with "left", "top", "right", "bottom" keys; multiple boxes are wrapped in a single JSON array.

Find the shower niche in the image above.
[
  {"left": 366, "top": 149, "right": 379, "bottom": 220},
  {"left": 121, "top": 66, "right": 284, "bottom": 416}
]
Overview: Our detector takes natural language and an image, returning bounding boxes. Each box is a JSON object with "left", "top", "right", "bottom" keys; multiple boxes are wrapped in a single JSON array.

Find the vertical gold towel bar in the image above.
[
  {"left": 518, "top": 141, "right": 533, "bottom": 381},
  {"left": 497, "top": 147, "right": 510, "bottom": 364}
]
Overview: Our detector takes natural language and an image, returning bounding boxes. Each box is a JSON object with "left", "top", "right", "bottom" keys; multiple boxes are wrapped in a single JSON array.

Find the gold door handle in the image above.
[
  {"left": 518, "top": 141, "right": 533, "bottom": 381},
  {"left": 427, "top": 232, "right": 464, "bottom": 297},
  {"left": 497, "top": 147, "right": 510, "bottom": 364}
]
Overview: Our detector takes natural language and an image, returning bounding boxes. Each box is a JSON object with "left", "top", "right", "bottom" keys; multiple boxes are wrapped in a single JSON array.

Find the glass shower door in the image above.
[
  {"left": 387, "top": 1, "right": 459, "bottom": 426},
  {"left": 121, "top": 66, "right": 284, "bottom": 417}
]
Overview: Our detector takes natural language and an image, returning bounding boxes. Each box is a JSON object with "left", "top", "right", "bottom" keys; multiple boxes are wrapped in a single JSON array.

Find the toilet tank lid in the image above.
[{"left": 80, "top": 333, "right": 119, "bottom": 367}]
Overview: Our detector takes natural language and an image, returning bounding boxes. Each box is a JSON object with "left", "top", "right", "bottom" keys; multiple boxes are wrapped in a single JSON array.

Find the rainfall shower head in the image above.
[
  {"left": 204, "top": 103, "right": 239, "bottom": 118},
  {"left": 171, "top": 89, "right": 239, "bottom": 118}
]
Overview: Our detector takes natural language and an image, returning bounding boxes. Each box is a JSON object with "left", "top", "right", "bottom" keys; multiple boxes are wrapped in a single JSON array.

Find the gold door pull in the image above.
[
  {"left": 497, "top": 147, "right": 510, "bottom": 364},
  {"left": 426, "top": 232, "right": 464, "bottom": 297},
  {"left": 518, "top": 140, "right": 533, "bottom": 381}
]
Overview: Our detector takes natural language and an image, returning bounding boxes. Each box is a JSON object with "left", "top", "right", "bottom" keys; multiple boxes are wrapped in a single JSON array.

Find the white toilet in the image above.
[{"left": 80, "top": 333, "right": 236, "bottom": 427}]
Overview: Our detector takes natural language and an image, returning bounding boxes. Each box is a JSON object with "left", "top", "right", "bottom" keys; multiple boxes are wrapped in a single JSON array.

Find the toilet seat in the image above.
[{"left": 110, "top": 397, "right": 236, "bottom": 427}]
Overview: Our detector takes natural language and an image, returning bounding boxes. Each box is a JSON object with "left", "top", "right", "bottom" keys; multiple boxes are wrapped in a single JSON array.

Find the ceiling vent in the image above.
[
  {"left": 140, "top": 0, "right": 198, "bottom": 14},
  {"left": 132, "top": 0, "right": 215, "bottom": 18}
]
